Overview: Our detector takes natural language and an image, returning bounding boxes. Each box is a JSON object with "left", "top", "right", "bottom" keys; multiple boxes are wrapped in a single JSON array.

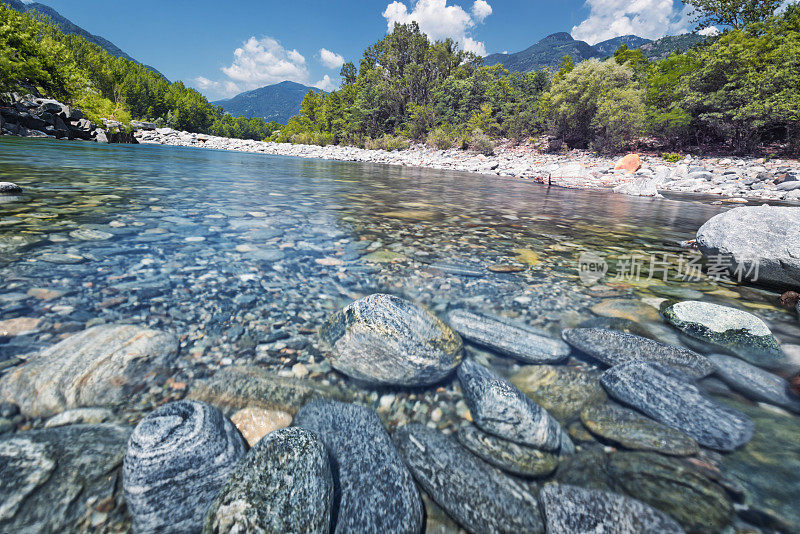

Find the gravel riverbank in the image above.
[{"left": 136, "top": 128, "right": 800, "bottom": 203}]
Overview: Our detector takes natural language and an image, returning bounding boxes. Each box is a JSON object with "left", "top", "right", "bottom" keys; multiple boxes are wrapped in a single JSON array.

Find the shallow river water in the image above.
[{"left": 1, "top": 136, "right": 798, "bottom": 532}]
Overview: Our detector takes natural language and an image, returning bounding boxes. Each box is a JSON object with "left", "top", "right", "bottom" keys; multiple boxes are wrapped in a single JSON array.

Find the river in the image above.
[{"left": 1, "top": 136, "right": 798, "bottom": 532}]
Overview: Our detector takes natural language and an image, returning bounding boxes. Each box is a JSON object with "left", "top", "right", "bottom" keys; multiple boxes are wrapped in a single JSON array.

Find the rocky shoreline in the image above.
[
  {"left": 0, "top": 93, "right": 136, "bottom": 143},
  {"left": 136, "top": 128, "right": 800, "bottom": 203}
]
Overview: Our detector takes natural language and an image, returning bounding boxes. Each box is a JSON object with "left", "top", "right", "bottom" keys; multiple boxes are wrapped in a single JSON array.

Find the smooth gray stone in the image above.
[
  {"left": 319, "top": 294, "right": 463, "bottom": 386},
  {"left": 456, "top": 425, "right": 558, "bottom": 478},
  {"left": 0, "top": 182, "right": 22, "bottom": 195},
  {"left": 662, "top": 301, "right": 785, "bottom": 368},
  {"left": 0, "top": 424, "right": 131, "bottom": 533},
  {"left": 393, "top": 423, "right": 544, "bottom": 534},
  {"left": 445, "top": 309, "right": 570, "bottom": 364},
  {"left": 0, "top": 324, "right": 179, "bottom": 418},
  {"left": 293, "top": 400, "right": 423, "bottom": 534},
  {"left": 601, "top": 361, "right": 754, "bottom": 451},
  {"left": 457, "top": 358, "right": 567, "bottom": 452},
  {"left": 540, "top": 484, "right": 684, "bottom": 534},
  {"left": 203, "top": 427, "right": 333, "bottom": 534},
  {"left": 123, "top": 401, "right": 247, "bottom": 534},
  {"left": 562, "top": 328, "right": 712, "bottom": 378},
  {"left": 696, "top": 205, "right": 800, "bottom": 289},
  {"left": 429, "top": 262, "right": 483, "bottom": 277},
  {"left": 709, "top": 354, "right": 800, "bottom": 413}
]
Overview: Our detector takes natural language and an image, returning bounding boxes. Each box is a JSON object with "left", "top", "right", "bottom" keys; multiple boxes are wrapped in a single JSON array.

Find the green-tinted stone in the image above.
[
  {"left": 719, "top": 399, "right": 800, "bottom": 532},
  {"left": 580, "top": 403, "right": 699, "bottom": 456},
  {"left": 556, "top": 450, "right": 733, "bottom": 534},
  {"left": 510, "top": 365, "right": 606, "bottom": 422},
  {"left": 457, "top": 425, "right": 558, "bottom": 478}
]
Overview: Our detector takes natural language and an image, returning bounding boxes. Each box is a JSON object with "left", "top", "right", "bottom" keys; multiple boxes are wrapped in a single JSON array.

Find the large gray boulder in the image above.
[
  {"left": 696, "top": 206, "right": 800, "bottom": 289},
  {"left": 320, "top": 294, "right": 463, "bottom": 386},
  {"left": 0, "top": 324, "right": 179, "bottom": 418}
]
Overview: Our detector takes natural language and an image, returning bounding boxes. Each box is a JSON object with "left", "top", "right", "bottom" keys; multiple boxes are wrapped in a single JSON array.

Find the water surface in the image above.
[{"left": 1, "top": 137, "right": 798, "bottom": 531}]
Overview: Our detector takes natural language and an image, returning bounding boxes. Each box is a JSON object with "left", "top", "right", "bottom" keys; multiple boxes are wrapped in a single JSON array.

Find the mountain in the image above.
[
  {"left": 484, "top": 32, "right": 707, "bottom": 73},
  {"left": 593, "top": 35, "right": 653, "bottom": 56},
  {"left": 639, "top": 34, "right": 707, "bottom": 60},
  {"left": 212, "top": 81, "right": 322, "bottom": 124},
  {"left": 483, "top": 32, "right": 602, "bottom": 72},
  {"left": 2, "top": 0, "right": 164, "bottom": 78}
]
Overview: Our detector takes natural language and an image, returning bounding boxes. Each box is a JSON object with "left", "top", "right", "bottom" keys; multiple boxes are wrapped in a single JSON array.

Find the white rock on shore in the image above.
[{"left": 133, "top": 128, "right": 800, "bottom": 202}]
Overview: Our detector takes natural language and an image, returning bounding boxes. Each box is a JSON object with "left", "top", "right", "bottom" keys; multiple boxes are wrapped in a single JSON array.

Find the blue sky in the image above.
[{"left": 35, "top": 0, "right": 698, "bottom": 100}]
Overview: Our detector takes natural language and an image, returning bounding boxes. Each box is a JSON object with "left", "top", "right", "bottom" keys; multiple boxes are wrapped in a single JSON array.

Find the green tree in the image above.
[{"left": 684, "top": 0, "right": 783, "bottom": 30}]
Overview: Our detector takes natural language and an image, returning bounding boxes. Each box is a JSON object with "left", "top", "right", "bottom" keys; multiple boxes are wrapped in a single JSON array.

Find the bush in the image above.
[
  {"left": 661, "top": 152, "right": 685, "bottom": 162},
  {"left": 365, "top": 134, "right": 410, "bottom": 151},
  {"left": 468, "top": 128, "right": 495, "bottom": 155},
  {"left": 290, "top": 131, "right": 335, "bottom": 146},
  {"left": 541, "top": 58, "right": 646, "bottom": 152},
  {"left": 426, "top": 125, "right": 459, "bottom": 150}
]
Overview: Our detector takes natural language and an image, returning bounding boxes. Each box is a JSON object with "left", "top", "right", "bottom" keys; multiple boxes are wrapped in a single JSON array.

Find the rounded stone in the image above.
[
  {"left": 319, "top": 294, "right": 462, "bottom": 386},
  {"left": 293, "top": 400, "right": 423, "bottom": 534},
  {"left": 580, "top": 402, "right": 699, "bottom": 456},
  {"left": 562, "top": 328, "right": 713, "bottom": 378},
  {"left": 393, "top": 423, "right": 544, "bottom": 534},
  {"left": 696, "top": 205, "right": 800, "bottom": 289},
  {"left": 661, "top": 301, "right": 785, "bottom": 368},
  {"left": 708, "top": 354, "right": 800, "bottom": 413},
  {"left": 601, "top": 361, "right": 753, "bottom": 451},
  {"left": 540, "top": 484, "right": 683, "bottom": 534},
  {"left": 123, "top": 401, "right": 248, "bottom": 534},
  {"left": 457, "top": 359, "right": 568, "bottom": 452},
  {"left": 203, "top": 427, "right": 333, "bottom": 534},
  {"left": 456, "top": 425, "right": 558, "bottom": 478},
  {"left": 445, "top": 309, "right": 570, "bottom": 364},
  {"left": 614, "top": 154, "right": 642, "bottom": 173}
]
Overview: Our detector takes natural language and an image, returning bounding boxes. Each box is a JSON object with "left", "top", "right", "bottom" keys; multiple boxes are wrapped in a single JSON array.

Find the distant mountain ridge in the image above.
[
  {"left": 484, "top": 32, "right": 706, "bottom": 73},
  {"left": 212, "top": 81, "right": 322, "bottom": 124},
  {"left": 2, "top": 0, "right": 164, "bottom": 78}
]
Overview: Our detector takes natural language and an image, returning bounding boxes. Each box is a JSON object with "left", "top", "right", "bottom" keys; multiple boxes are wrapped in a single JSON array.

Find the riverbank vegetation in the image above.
[
  {"left": 0, "top": 4, "right": 279, "bottom": 139},
  {"left": 276, "top": 1, "right": 799, "bottom": 155}
]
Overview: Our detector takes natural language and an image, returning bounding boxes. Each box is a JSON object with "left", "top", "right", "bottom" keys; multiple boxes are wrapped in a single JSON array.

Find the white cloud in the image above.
[
  {"left": 382, "top": 0, "right": 493, "bottom": 56},
  {"left": 319, "top": 48, "right": 345, "bottom": 70},
  {"left": 196, "top": 36, "right": 318, "bottom": 99},
  {"left": 313, "top": 75, "right": 338, "bottom": 92},
  {"left": 472, "top": 0, "right": 492, "bottom": 22},
  {"left": 221, "top": 36, "right": 308, "bottom": 85},
  {"left": 698, "top": 26, "right": 720, "bottom": 36},
  {"left": 571, "top": 0, "right": 693, "bottom": 45}
]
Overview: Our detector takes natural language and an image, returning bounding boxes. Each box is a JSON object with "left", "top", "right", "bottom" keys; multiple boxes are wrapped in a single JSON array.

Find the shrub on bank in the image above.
[
  {"left": 468, "top": 129, "right": 495, "bottom": 156},
  {"left": 365, "top": 134, "right": 410, "bottom": 151}
]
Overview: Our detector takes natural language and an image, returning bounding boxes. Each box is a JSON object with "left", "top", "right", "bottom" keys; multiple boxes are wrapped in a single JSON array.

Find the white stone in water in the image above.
[{"left": 669, "top": 301, "right": 770, "bottom": 336}]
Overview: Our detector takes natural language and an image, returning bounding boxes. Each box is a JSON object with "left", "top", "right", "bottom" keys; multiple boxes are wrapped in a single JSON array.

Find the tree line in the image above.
[
  {"left": 2, "top": 1, "right": 797, "bottom": 153},
  {"left": 0, "top": 4, "right": 279, "bottom": 140},
  {"left": 276, "top": 0, "right": 799, "bottom": 154}
]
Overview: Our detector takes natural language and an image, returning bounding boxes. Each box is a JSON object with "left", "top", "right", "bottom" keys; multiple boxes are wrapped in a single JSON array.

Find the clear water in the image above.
[{"left": 1, "top": 137, "right": 798, "bottom": 531}]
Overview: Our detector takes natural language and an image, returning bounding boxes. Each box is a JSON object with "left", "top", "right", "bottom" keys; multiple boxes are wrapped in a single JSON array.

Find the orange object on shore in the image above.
[{"left": 615, "top": 154, "right": 642, "bottom": 173}]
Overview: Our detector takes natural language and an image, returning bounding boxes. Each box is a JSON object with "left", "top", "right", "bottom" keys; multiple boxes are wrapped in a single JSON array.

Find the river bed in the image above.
[{"left": 1, "top": 136, "right": 798, "bottom": 532}]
